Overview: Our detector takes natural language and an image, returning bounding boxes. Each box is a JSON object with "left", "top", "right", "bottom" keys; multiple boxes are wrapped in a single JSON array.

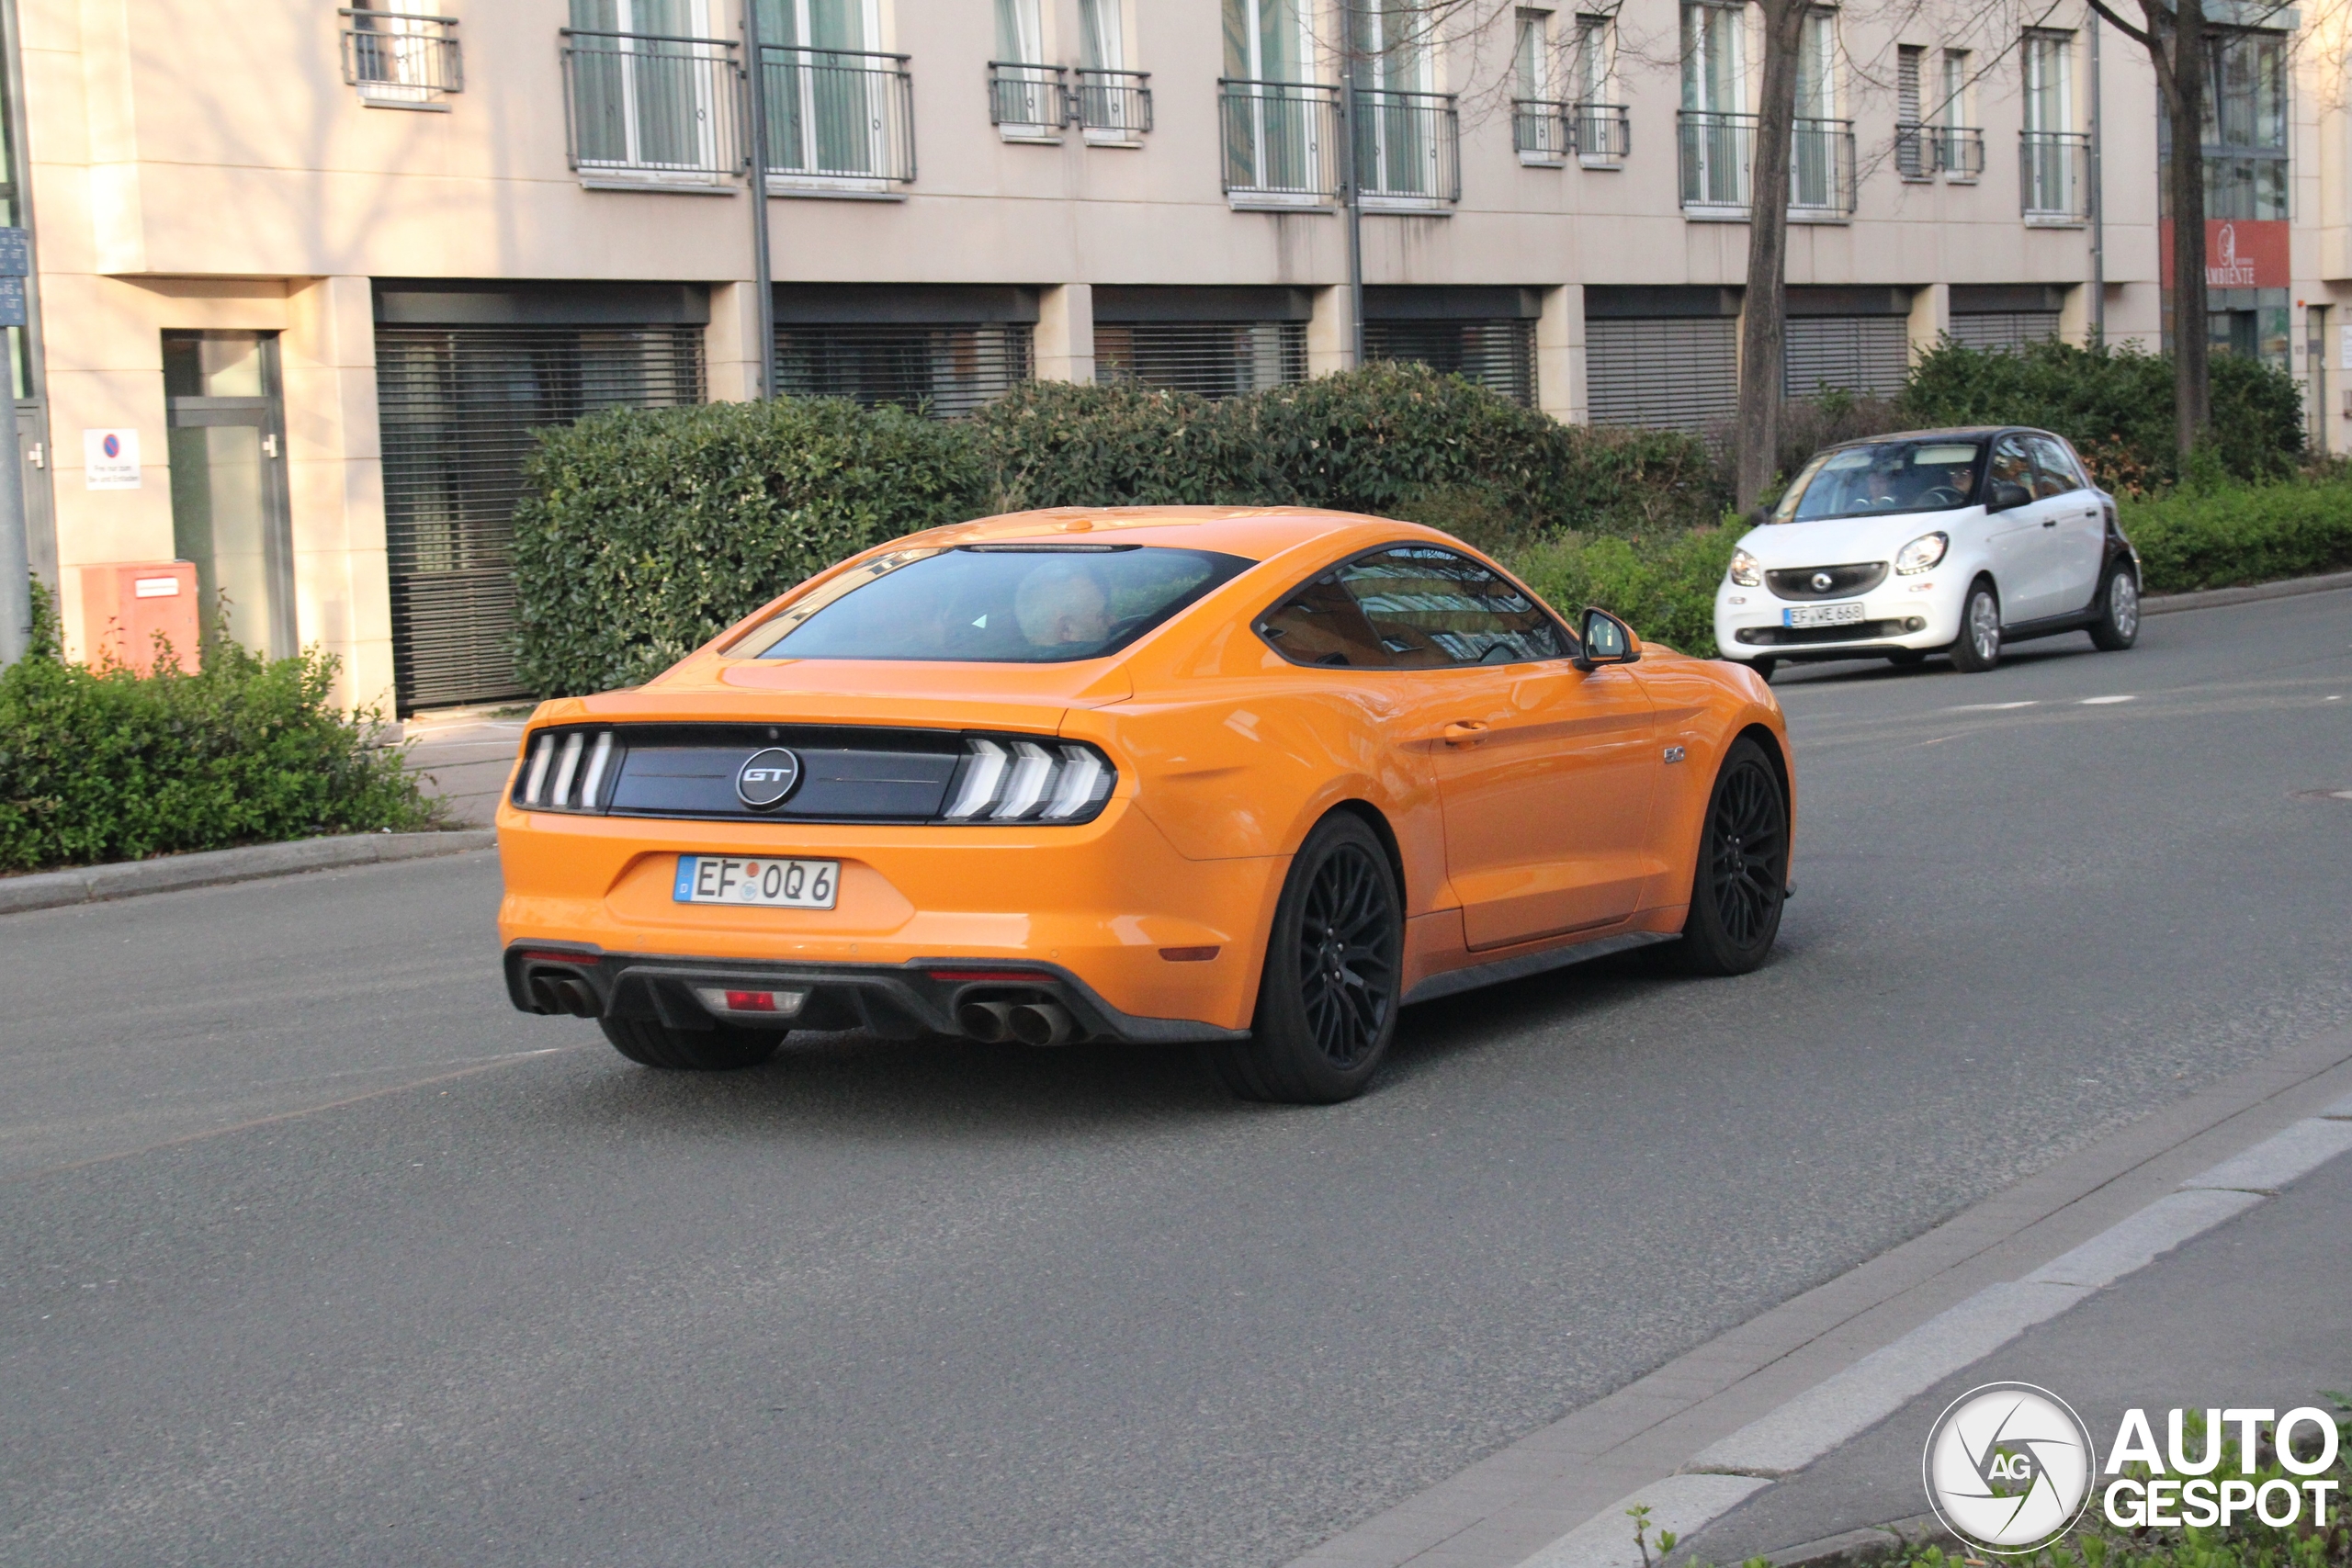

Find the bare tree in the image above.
[{"left": 1734, "top": 0, "right": 1818, "bottom": 511}]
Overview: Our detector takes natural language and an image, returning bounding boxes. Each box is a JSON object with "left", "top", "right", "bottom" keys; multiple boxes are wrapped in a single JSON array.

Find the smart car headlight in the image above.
[
  {"left": 1728, "top": 548, "right": 1762, "bottom": 588},
  {"left": 1894, "top": 532, "right": 1949, "bottom": 576}
]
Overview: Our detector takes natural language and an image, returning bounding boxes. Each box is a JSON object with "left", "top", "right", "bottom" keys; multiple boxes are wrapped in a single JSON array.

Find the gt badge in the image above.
[{"left": 735, "top": 748, "right": 802, "bottom": 809}]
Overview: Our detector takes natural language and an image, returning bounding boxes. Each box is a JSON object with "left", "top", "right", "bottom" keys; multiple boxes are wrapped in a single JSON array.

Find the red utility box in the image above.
[{"left": 80, "top": 560, "right": 201, "bottom": 674}]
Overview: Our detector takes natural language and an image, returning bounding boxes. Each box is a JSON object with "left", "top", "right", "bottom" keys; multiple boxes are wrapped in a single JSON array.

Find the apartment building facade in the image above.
[{"left": 4, "top": 0, "right": 2338, "bottom": 714}]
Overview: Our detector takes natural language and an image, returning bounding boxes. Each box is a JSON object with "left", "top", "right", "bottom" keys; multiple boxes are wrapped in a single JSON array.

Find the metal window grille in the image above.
[
  {"left": 1075, "top": 68, "right": 1152, "bottom": 135},
  {"left": 1365, "top": 319, "right": 1537, "bottom": 407},
  {"left": 2021, "top": 130, "right": 2091, "bottom": 218},
  {"left": 1218, "top": 79, "right": 1340, "bottom": 201},
  {"left": 1093, "top": 321, "right": 1306, "bottom": 400},
  {"left": 561, "top": 28, "right": 741, "bottom": 181},
  {"left": 1514, "top": 98, "right": 1572, "bottom": 160},
  {"left": 1353, "top": 88, "right": 1460, "bottom": 204},
  {"left": 1790, "top": 118, "right": 1856, "bottom": 215},
  {"left": 1585, "top": 316, "right": 1738, "bottom": 430},
  {"left": 1939, "top": 126, "right": 1986, "bottom": 176},
  {"left": 989, "top": 61, "right": 1068, "bottom": 133},
  {"left": 1679, "top": 109, "right": 1752, "bottom": 210},
  {"left": 756, "top": 45, "right": 917, "bottom": 183},
  {"left": 341, "top": 8, "right": 461, "bottom": 103},
  {"left": 376, "top": 325, "right": 706, "bottom": 712},
  {"left": 774, "top": 323, "right": 1032, "bottom": 417},
  {"left": 1950, "top": 310, "right": 2061, "bottom": 351},
  {"left": 1785, "top": 316, "right": 1910, "bottom": 399},
  {"left": 1896, "top": 122, "right": 1934, "bottom": 180},
  {"left": 1575, "top": 102, "right": 1631, "bottom": 160}
]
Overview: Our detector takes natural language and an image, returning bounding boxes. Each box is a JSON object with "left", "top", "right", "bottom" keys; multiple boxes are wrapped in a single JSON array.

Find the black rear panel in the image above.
[{"left": 602, "top": 724, "right": 962, "bottom": 823}]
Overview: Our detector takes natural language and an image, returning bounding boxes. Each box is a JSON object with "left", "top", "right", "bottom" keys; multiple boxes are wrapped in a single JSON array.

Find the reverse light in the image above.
[
  {"left": 1728, "top": 548, "right": 1762, "bottom": 587},
  {"left": 942, "top": 738, "right": 1117, "bottom": 822},
  {"left": 1895, "top": 531, "right": 1950, "bottom": 575},
  {"left": 693, "top": 986, "right": 808, "bottom": 1018}
]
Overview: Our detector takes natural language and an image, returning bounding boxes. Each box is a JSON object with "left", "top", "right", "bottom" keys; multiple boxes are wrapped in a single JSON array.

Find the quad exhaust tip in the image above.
[
  {"left": 1008, "top": 1000, "right": 1075, "bottom": 1048},
  {"left": 956, "top": 999, "right": 1017, "bottom": 1043}
]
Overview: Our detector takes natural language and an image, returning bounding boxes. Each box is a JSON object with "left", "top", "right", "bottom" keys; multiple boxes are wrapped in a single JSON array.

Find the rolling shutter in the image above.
[
  {"left": 1950, "top": 310, "right": 2062, "bottom": 350},
  {"left": 1585, "top": 316, "right": 1738, "bottom": 430},
  {"left": 376, "top": 324, "right": 705, "bottom": 713},
  {"left": 774, "top": 323, "right": 1034, "bottom": 417},
  {"left": 1364, "top": 318, "right": 1537, "bottom": 406},
  {"left": 1093, "top": 321, "right": 1306, "bottom": 398},
  {"left": 1784, "top": 316, "right": 1910, "bottom": 398}
]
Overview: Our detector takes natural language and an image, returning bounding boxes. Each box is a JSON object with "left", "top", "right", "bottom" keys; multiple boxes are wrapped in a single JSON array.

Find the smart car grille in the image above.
[
  {"left": 510, "top": 724, "right": 1115, "bottom": 825},
  {"left": 1767, "top": 562, "right": 1889, "bottom": 601}
]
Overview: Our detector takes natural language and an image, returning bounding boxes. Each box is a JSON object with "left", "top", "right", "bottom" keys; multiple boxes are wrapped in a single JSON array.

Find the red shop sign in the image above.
[{"left": 2160, "top": 219, "right": 2289, "bottom": 288}]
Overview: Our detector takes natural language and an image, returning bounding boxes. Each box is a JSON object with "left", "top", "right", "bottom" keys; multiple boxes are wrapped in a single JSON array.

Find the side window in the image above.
[
  {"left": 1988, "top": 436, "right": 2035, "bottom": 497},
  {"left": 2024, "top": 434, "right": 2082, "bottom": 497},
  {"left": 1257, "top": 573, "right": 1396, "bottom": 668},
  {"left": 1336, "top": 546, "right": 1572, "bottom": 667}
]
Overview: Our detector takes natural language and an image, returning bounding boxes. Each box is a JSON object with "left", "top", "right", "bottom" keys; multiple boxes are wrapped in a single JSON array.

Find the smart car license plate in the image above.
[
  {"left": 673, "top": 855, "right": 839, "bottom": 909},
  {"left": 1784, "top": 602, "right": 1867, "bottom": 628}
]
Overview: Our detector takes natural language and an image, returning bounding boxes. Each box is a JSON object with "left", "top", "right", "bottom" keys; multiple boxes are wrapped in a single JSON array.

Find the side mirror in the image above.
[
  {"left": 1987, "top": 479, "right": 2032, "bottom": 513},
  {"left": 1576, "top": 607, "right": 1642, "bottom": 671}
]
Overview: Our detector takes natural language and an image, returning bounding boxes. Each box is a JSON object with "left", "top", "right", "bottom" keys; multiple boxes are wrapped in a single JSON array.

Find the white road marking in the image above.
[
  {"left": 1950, "top": 700, "right": 2038, "bottom": 711},
  {"left": 2081, "top": 694, "right": 2137, "bottom": 705}
]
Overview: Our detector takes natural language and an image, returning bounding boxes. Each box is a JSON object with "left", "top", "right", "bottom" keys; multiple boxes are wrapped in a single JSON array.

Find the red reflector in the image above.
[
  {"left": 518, "top": 951, "right": 594, "bottom": 965},
  {"left": 725, "top": 990, "right": 782, "bottom": 1012},
  {"left": 1159, "top": 946, "right": 1220, "bottom": 963},
  {"left": 926, "top": 970, "right": 1046, "bottom": 983}
]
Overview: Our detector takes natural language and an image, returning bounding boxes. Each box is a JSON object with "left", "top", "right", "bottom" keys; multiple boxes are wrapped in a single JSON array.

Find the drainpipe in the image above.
[
  {"left": 1338, "top": 9, "right": 1364, "bottom": 369},
  {"left": 2088, "top": 9, "right": 2104, "bottom": 347},
  {"left": 0, "top": 0, "right": 30, "bottom": 664},
  {"left": 743, "top": 0, "right": 776, "bottom": 399}
]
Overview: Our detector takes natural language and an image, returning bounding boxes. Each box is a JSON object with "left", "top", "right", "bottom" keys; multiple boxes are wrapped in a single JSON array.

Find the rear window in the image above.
[{"left": 734, "top": 544, "right": 1253, "bottom": 663}]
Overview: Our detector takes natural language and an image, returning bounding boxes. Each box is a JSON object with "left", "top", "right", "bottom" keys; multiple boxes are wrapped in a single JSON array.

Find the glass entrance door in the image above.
[{"left": 164, "top": 332, "right": 295, "bottom": 659}]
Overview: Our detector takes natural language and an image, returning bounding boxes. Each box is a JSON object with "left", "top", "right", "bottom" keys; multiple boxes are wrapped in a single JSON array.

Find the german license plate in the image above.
[
  {"left": 1784, "top": 602, "right": 1867, "bottom": 628},
  {"left": 673, "top": 855, "right": 839, "bottom": 909}
]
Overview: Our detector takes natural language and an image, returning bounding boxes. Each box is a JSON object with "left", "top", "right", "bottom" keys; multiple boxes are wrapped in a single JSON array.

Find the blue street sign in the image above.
[
  {"left": 0, "top": 229, "right": 28, "bottom": 278},
  {"left": 0, "top": 277, "right": 25, "bottom": 329}
]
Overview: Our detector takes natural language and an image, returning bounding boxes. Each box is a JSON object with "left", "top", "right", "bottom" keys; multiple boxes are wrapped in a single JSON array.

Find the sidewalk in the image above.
[
  {"left": 1674, "top": 1129, "right": 2352, "bottom": 1564},
  {"left": 400, "top": 705, "right": 527, "bottom": 827}
]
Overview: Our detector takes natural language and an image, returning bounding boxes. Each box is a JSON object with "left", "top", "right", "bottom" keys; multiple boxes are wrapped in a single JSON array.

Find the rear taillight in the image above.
[
  {"left": 942, "top": 738, "right": 1114, "bottom": 823},
  {"left": 514, "top": 728, "right": 623, "bottom": 814},
  {"left": 693, "top": 987, "right": 808, "bottom": 1018}
]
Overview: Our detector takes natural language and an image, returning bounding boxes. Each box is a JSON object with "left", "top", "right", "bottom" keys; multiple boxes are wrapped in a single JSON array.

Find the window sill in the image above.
[
  {"left": 1081, "top": 130, "right": 1147, "bottom": 148},
  {"left": 1227, "top": 192, "right": 1333, "bottom": 212},
  {"left": 765, "top": 175, "right": 908, "bottom": 201},
  {"left": 1898, "top": 173, "right": 1937, "bottom": 184},
  {"left": 997, "top": 128, "right": 1064, "bottom": 145},
  {"left": 1518, "top": 151, "right": 1568, "bottom": 167},
  {"left": 356, "top": 94, "right": 452, "bottom": 112},
  {"left": 1578, "top": 155, "right": 1624, "bottom": 171},
  {"left": 2024, "top": 215, "right": 2086, "bottom": 228},
  {"left": 1361, "top": 195, "right": 1453, "bottom": 215},
  {"left": 1945, "top": 175, "right": 1981, "bottom": 186},
  {"left": 1682, "top": 205, "right": 1749, "bottom": 222},
  {"left": 577, "top": 175, "right": 737, "bottom": 196},
  {"left": 1790, "top": 209, "right": 1851, "bottom": 224}
]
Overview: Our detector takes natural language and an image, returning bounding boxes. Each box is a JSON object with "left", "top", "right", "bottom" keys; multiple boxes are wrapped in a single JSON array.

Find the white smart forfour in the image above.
[{"left": 1713, "top": 426, "right": 2143, "bottom": 679}]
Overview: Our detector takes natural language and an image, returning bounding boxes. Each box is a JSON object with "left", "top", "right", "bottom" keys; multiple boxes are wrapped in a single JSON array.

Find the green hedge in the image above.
[
  {"left": 2122, "top": 478, "right": 2352, "bottom": 591},
  {"left": 511, "top": 366, "right": 1724, "bottom": 695},
  {"left": 1500, "top": 527, "right": 1744, "bottom": 657},
  {"left": 0, "top": 591, "right": 438, "bottom": 873},
  {"left": 1900, "top": 340, "right": 2305, "bottom": 492}
]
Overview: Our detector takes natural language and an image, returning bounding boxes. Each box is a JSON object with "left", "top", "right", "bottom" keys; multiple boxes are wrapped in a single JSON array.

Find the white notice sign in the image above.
[{"left": 84, "top": 428, "right": 141, "bottom": 490}]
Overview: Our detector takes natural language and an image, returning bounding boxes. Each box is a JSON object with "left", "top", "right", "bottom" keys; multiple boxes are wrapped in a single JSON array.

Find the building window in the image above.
[
  {"left": 1939, "top": 50, "right": 1982, "bottom": 177},
  {"left": 564, "top": 0, "right": 740, "bottom": 185},
  {"left": 1220, "top": 0, "right": 1335, "bottom": 203},
  {"left": 342, "top": 2, "right": 461, "bottom": 108},
  {"left": 1679, "top": 3, "right": 1749, "bottom": 212},
  {"left": 1077, "top": 0, "right": 1150, "bottom": 140},
  {"left": 1585, "top": 288, "right": 1740, "bottom": 430},
  {"left": 1365, "top": 319, "right": 1537, "bottom": 406},
  {"left": 1896, "top": 45, "right": 1928, "bottom": 178},
  {"left": 1512, "top": 9, "right": 1567, "bottom": 163},
  {"left": 753, "top": 0, "right": 915, "bottom": 189},
  {"left": 990, "top": 0, "right": 1062, "bottom": 139},
  {"left": 775, "top": 323, "right": 1033, "bottom": 417},
  {"left": 2019, "top": 29, "right": 2087, "bottom": 220},
  {"left": 1095, "top": 321, "right": 1306, "bottom": 399},
  {"left": 1572, "top": 15, "right": 1627, "bottom": 161},
  {"left": 2202, "top": 28, "right": 2287, "bottom": 220},
  {"left": 1791, "top": 9, "right": 1852, "bottom": 216},
  {"left": 1351, "top": 0, "right": 1460, "bottom": 208}
]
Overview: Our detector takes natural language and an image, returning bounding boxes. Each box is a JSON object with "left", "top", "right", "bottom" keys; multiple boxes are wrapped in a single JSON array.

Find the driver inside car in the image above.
[{"left": 1013, "top": 558, "right": 1115, "bottom": 652}]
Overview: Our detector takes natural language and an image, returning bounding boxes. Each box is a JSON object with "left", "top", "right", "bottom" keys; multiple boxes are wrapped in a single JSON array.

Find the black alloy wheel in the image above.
[
  {"left": 1205, "top": 812, "right": 1404, "bottom": 1104},
  {"left": 1668, "top": 736, "right": 1788, "bottom": 976},
  {"left": 600, "top": 1016, "right": 786, "bottom": 1071}
]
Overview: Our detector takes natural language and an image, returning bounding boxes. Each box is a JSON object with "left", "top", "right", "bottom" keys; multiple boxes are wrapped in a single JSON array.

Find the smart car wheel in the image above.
[
  {"left": 599, "top": 1017, "right": 785, "bottom": 1071},
  {"left": 1949, "top": 580, "right": 2003, "bottom": 672},
  {"left": 1207, "top": 813, "right": 1403, "bottom": 1105},
  {"left": 1668, "top": 737, "right": 1788, "bottom": 976},
  {"left": 2089, "top": 564, "right": 2141, "bottom": 651}
]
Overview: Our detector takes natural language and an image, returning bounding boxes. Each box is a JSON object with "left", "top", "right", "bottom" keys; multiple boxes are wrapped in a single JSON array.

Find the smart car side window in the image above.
[
  {"left": 1335, "top": 547, "right": 1572, "bottom": 668},
  {"left": 1988, "top": 437, "right": 2035, "bottom": 496},
  {"left": 1256, "top": 573, "right": 1398, "bottom": 668},
  {"left": 2024, "top": 434, "right": 2083, "bottom": 498}
]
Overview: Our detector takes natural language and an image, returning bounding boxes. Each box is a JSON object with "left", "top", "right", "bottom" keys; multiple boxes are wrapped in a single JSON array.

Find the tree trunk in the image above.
[
  {"left": 1734, "top": 0, "right": 1811, "bottom": 513},
  {"left": 2158, "top": 0, "right": 2211, "bottom": 459}
]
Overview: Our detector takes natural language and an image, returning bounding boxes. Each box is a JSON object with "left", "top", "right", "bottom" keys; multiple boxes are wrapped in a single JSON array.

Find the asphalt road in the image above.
[{"left": 4, "top": 591, "right": 2348, "bottom": 1568}]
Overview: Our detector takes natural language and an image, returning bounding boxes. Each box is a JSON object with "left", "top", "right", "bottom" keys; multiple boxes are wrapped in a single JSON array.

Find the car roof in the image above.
[
  {"left": 899, "top": 505, "right": 1423, "bottom": 560},
  {"left": 1823, "top": 425, "right": 2041, "bottom": 449}
]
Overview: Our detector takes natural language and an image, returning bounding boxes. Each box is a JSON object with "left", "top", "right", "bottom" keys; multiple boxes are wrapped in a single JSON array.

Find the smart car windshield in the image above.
[
  {"left": 1771, "top": 439, "right": 1986, "bottom": 524},
  {"left": 737, "top": 544, "right": 1254, "bottom": 663}
]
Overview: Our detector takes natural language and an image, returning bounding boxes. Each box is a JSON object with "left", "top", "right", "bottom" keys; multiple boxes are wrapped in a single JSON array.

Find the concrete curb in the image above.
[
  {"left": 0, "top": 829, "right": 497, "bottom": 916},
  {"left": 2142, "top": 569, "right": 2352, "bottom": 616},
  {"left": 1763, "top": 1515, "right": 1955, "bottom": 1568}
]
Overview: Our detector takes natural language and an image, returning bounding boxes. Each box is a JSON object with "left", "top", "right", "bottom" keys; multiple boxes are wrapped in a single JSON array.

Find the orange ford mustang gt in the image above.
[{"left": 498, "top": 507, "right": 1792, "bottom": 1103}]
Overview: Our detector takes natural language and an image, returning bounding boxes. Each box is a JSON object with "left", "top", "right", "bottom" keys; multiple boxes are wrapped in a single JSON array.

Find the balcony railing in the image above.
[
  {"left": 1513, "top": 98, "right": 1574, "bottom": 161},
  {"left": 989, "top": 61, "right": 1066, "bottom": 136},
  {"left": 562, "top": 28, "right": 741, "bottom": 181},
  {"left": 1353, "top": 87, "right": 1459, "bottom": 205},
  {"left": 341, "top": 8, "right": 460, "bottom": 106},
  {"left": 1679, "top": 109, "right": 1751, "bottom": 211},
  {"left": 2021, "top": 130, "right": 2090, "bottom": 219},
  {"left": 757, "top": 45, "right": 916, "bottom": 185},
  {"left": 1576, "top": 103, "right": 1631, "bottom": 162},
  {"left": 1076, "top": 68, "right": 1152, "bottom": 137},
  {"left": 1939, "top": 126, "right": 1985, "bottom": 178},
  {"left": 1219, "top": 79, "right": 1340, "bottom": 203},
  {"left": 1791, "top": 117, "right": 1855, "bottom": 216},
  {"left": 1895, "top": 121, "right": 1934, "bottom": 180}
]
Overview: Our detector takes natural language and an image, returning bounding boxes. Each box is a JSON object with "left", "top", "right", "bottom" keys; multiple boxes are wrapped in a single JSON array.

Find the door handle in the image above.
[
  {"left": 2083, "top": 508, "right": 2100, "bottom": 517},
  {"left": 2041, "top": 518, "right": 2057, "bottom": 527},
  {"left": 1442, "top": 721, "right": 1490, "bottom": 747}
]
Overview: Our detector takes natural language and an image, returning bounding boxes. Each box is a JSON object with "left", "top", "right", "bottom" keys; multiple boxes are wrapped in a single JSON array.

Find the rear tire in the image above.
[
  {"left": 1668, "top": 737, "right": 1789, "bottom": 976},
  {"left": 1948, "top": 580, "right": 2003, "bottom": 673},
  {"left": 1750, "top": 657, "right": 1778, "bottom": 683},
  {"left": 2089, "top": 563, "right": 2141, "bottom": 651},
  {"left": 1204, "top": 813, "right": 1403, "bottom": 1105},
  {"left": 599, "top": 1017, "right": 785, "bottom": 1071}
]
